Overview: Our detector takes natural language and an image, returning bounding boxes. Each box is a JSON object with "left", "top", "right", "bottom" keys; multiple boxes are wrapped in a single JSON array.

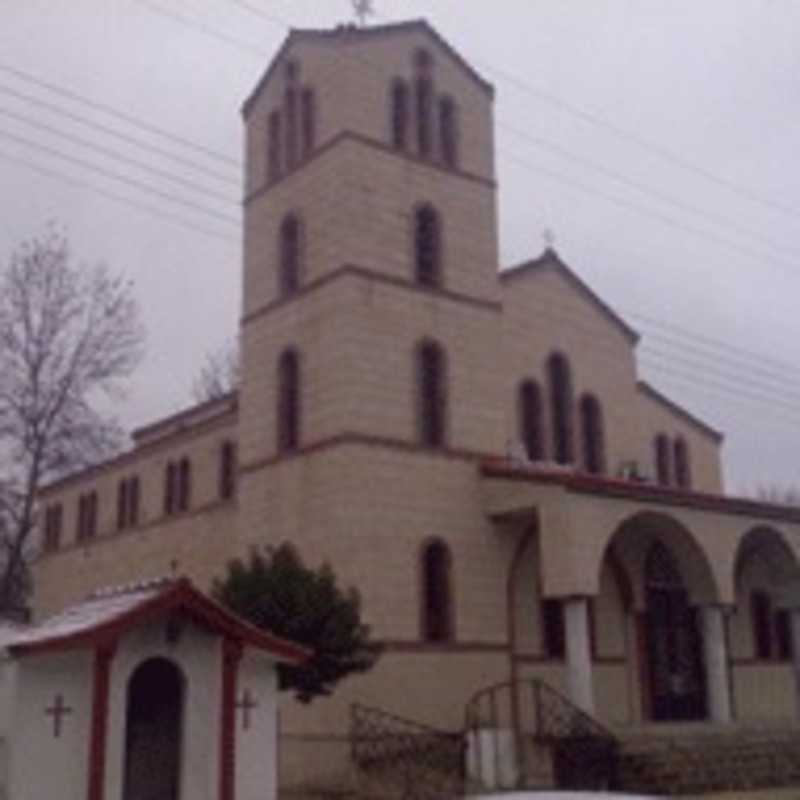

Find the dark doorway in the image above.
[
  {"left": 645, "top": 542, "right": 706, "bottom": 721},
  {"left": 123, "top": 657, "right": 185, "bottom": 800}
]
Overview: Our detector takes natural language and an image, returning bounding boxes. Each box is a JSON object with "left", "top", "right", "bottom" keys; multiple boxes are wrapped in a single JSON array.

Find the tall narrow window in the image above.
[
  {"left": 81, "top": 491, "right": 98, "bottom": 540},
  {"left": 542, "top": 599, "right": 565, "bottom": 659},
  {"left": 416, "top": 340, "right": 446, "bottom": 448},
  {"left": 279, "top": 214, "right": 301, "bottom": 297},
  {"left": 390, "top": 79, "right": 409, "bottom": 150},
  {"left": 655, "top": 434, "right": 671, "bottom": 486},
  {"left": 268, "top": 111, "right": 282, "bottom": 182},
  {"left": 421, "top": 540, "right": 453, "bottom": 642},
  {"left": 674, "top": 437, "right": 691, "bottom": 489},
  {"left": 439, "top": 96, "right": 458, "bottom": 168},
  {"left": 178, "top": 458, "right": 191, "bottom": 512},
  {"left": 752, "top": 591, "right": 773, "bottom": 660},
  {"left": 301, "top": 87, "right": 316, "bottom": 158},
  {"left": 547, "top": 353, "right": 574, "bottom": 465},
  {"left": 285, "top": 87, "right": 298, "bottom": 170},
  {"left": 117, "top": 479, "right": 128, "bottom": 531},
  {"left": 414, "top": 205, "right": 442, "bottom": 288},
  {"left": 278, "top": 349, "right": 300, "bottom": 453},
  {"left": 128, "top": 476, "right": 140, "bottom": 527},
  {"left": 219, "top": 441, "right": 237, "bottom": 500},
  {"left": 518, "top": 380, "right": 544, "bottom": 461},
  {"left": 580, "top": 394, "right": 605, "bottom": 475},
  {"left": 164, "top": 462, "right": 176, "bottom": 516},
  {"left": 44, "top": 504, "right": 63, "bottom": 552}
]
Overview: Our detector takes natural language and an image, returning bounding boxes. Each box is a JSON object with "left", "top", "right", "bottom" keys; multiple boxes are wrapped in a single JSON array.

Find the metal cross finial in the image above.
[
  {"left": 352, "top": 0, "right": 374, "bottom": 26},
  {"left": 543, "top": 228, "right": 556, "bottom": 249}
]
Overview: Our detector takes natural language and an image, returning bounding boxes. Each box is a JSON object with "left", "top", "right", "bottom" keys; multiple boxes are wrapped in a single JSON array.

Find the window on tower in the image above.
[
  {"left": 177, "top": 458, "right": 192, "bottom": 512},
  {"left": 268, "top": 111, "right": 282, "bottom": 183},
  {"left": 579, "top": 394, "right": 605, "bottom": 475},
  {"left": 301, "top": 87, "right": 316, "bottom": 158},
  {"left": 547, "top": 353, "right": 574, "bottom": 465},
  {"left": 390, "top": 79, "right": 410, "bottom": 150},
  {"left": 285, "top": 87, "right": 298, "bottom": 170},
  {"left": 414, "top": 205, "right": 442, "bottom": 288},
  {"left": 416, "top": 339, "right": 447, "bottom": 448},
  {"left": 279, "top": 214, "right": 302, "bottom": 297},
  {"left": 414, "top": 49, "right": 434, "bottom": 159},
  {"left": 421, "top": 539, "right": 453, "bottom": 642},
  {"left": 219, "top": 440, "right": 237, "bottom": 500},
  {"left": 278, "top": 348, "right": 301, "bottom": 453},
  {"left": 439, "top": 95, "right": 458, "bottom": 168}
]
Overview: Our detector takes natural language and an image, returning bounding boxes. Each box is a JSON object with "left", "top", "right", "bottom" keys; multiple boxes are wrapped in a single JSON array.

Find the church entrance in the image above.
[
  {"left": 123, "top": 657, "right": 185, "bottom": 800},
  {"left": 645, "top": 542, "right": 706, "bottom": 722}
]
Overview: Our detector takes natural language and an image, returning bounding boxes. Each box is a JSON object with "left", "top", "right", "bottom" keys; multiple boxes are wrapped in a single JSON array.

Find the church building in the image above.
[{"left": 32, "top": 17, "right": 800, "bottom": 796}]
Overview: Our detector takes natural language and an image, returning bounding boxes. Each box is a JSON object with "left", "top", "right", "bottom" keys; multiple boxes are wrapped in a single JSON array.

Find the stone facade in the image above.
[{"left": 33, "top": 19, "right": 800, "bottom": 795}]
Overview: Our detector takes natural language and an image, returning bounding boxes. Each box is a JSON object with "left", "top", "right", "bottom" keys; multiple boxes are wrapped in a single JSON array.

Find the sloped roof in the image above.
[
  {"left": 242, "top": 19, "right": 494, "bottom": 117},
  {"left": 7, "top": 577, "right": 309, "bottom": 662},
  {"left": 500, "top": 248, "right": 640, "bottom": 345},
  {"left": 638, "top": 380, "right": 724, "bottom": 442}
]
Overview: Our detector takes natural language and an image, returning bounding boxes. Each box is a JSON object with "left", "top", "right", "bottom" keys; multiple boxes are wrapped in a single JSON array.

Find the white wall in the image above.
[
  {"left": 8, "top": 650, "right": 92, "bottom": 800},
  {"left": 236, "top": 650, "right": 279, "bottom": 800}
]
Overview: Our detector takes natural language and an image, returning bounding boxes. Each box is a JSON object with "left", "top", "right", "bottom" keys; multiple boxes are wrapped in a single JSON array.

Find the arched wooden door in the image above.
[
  {"left": 645, "top": 542, "right": 706, "bottom": 721},
  {"left": 123, "top": 657, "right": 185, "bottom": 800}
]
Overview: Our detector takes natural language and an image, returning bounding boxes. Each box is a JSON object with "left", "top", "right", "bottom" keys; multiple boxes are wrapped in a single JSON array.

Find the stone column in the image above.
[
  {"left": 789, "top": 608, "right": 800, "bottom": 720},
  {"left": 565, "top": 597, "right": 594, "bottom": 715},
  {"left": 701, "top": 605, "right": 732, "bottom": 724}
]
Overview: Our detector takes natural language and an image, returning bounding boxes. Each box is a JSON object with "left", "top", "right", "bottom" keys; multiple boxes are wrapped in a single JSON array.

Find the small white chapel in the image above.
[{"left": 0, "top": 577, "right": 307, "bottom": 800}]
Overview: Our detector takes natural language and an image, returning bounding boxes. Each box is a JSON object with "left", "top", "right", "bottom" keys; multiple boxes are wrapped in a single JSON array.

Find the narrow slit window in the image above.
[
  {"left": 278, "top": 349, "right": 301, "bottom": 453},
  {"left": 414, "top": 205, "right": 442, "bottom": 288},
  {"left": 421, "top": 540, "right": 453, "bottom": 642},
  {"left": 580, "top": 394, "right": 605, "bottom": 475},
  {"left": 390, "top": 79, "right": 409, "bottom": 150},
  {"left": 519, "top": 380, "right": 544, "bottom": 461},
  {"left": 547, "top": 353, "right": 574, "bottom": 465},
  {"left": 439, "top": 96, "right": 458, "bottom": 168},
  {"left": 301, "top": 87, "right": 316, "bottom": 158},
  {"left": 416, "top": 340, "right": 446, "bottom": 448}
]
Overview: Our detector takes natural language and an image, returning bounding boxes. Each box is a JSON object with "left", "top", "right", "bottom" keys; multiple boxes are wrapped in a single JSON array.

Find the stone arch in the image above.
[
  {"left": 599, "top": 511, "right": 720, "bottom": 608},
  {"left": 123, "top": 657, "right": 186, "bottom": 800}
]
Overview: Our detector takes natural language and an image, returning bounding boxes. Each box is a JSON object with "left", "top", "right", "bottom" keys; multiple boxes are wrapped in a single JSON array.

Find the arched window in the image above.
[
  {"left": 390, "top": 79, "right": 409, "bottom": 150},
  {"left": 268, "top": 110, "right": 282, "bottom": 182},
  {"left": 219, "top": 440, "right": 237, "bottom": 500},
  {"left": 439, "top": 95, "right": 458, "bottom": 168},
  {"left": 177, "top": 458, "right": 191, "bottom": 512},
  {"left": 279, "top": 214, "right": 301, "bottom": 297},
  {"left": 518, "top": 380, "right": 544, "bottom": 461},
  {"left": 547, "top": 353, "right": 574, "bottom": 465},
  {"left": 655, "top": 434, "right": 672, "bottom": 486},
  {"left": 285, "top": 87, "right": 298, "bottom": 170},
  {"left": 278, "top": 349, "right": 300, "bottom": 453},
  {"left": 421, "top": 540, "right": 453, "bottom": 642},
  {"left": 301, "top": 87, "right": 316, "bottom": 158},
  {"left": 580, "top": 394, "right": 605, "bottom": 475},
  {"left": 674, "top": 437, "right": 691, "bottom": 489},
  {"left": 414, "top": 205, "right": 442, "bottom": 287},
  {"left": 416, "top": 340, "right": 446, "bottom": 448},
  {"left": 416, "top": 75, "right": 433, "bottom": 158}
]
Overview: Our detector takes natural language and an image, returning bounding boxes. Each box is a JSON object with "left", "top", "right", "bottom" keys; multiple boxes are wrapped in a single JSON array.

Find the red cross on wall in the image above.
[
  {"left": 235, "top": 689, "right": 258, "bottom": 731},
  {"left": 45, "top": 693, "right": 73, "bottom": 738}
]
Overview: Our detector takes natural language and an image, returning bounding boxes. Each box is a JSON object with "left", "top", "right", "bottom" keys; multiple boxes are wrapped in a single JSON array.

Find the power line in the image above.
[
  {"left": 0, "top": 149, "right": 237, "bottom": 244},
  {"left": 0, "top": 106, "right": 238, "bottom": 205},
  {"left": 0, "top": 62, "right": 238, "bottom": 167},
  {"left": 0, "top": 127, "right": 240, "bottom": 226},
  {"left": 0, "top": 83, "right": 239, "bottom": 185}
]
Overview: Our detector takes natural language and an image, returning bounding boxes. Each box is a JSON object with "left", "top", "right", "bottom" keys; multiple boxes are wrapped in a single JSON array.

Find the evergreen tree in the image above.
[{"left": 213, "top": 543, "right": 381, "bottom": 703}]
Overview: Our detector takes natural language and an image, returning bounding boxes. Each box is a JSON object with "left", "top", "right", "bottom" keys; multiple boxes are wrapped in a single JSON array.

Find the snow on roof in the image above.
[{"left": 6, "top": 577, "right": 309, "bottom": 663}]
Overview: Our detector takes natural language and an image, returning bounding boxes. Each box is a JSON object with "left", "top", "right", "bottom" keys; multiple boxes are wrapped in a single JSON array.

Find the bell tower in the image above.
[{"left": 237, "top": 21, "right": 503, "bottom": 523}]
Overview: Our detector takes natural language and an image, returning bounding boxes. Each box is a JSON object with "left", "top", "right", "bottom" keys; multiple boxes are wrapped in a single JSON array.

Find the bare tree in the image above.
[
  {"left": 192, "top": 339, "right": 239, "bottom": 403},
  {"left": 0, "top": 226, "right": 144, "bottom": 612}
]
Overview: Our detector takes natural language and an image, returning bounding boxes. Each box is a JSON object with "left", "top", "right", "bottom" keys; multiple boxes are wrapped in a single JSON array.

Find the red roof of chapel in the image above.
[{"left": 7, "top": 577, "right": 309, "bottom": 662}]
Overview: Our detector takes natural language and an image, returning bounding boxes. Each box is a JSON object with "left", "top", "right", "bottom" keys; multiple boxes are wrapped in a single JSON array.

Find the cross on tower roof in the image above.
[{"left": 352, "top": 0, "right": 375, "bottom": 26}]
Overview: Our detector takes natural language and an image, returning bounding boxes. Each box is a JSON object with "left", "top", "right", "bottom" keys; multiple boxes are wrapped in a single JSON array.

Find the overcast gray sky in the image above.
[{"left": 1, "top": 0, "right": 798, "bottom": 494}]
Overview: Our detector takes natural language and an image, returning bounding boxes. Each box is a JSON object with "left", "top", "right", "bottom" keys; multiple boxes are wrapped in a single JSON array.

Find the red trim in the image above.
[
  {"left": 10, "top": 580, "right": 309, "bottom": 663},
  {"left": 87, "top": 644, "right": 116, "bottom": 800},
  {"left": 481, "top": 459, "right": 800, "bottom": 524},
  {"left": 220, "top": 638, "right": 243, "bottom": 800}
]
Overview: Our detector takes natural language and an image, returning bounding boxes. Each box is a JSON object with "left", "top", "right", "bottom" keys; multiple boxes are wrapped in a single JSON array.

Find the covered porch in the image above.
[{"left": 481, "top": 459, "right": 800, "bottom": 731}]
